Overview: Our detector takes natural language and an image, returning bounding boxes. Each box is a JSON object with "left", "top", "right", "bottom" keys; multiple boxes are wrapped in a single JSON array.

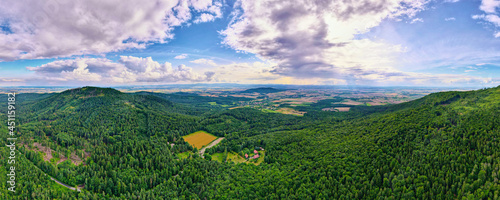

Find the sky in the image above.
[{"left": 0, "top": 0, "right": 499, "bottom": 87}]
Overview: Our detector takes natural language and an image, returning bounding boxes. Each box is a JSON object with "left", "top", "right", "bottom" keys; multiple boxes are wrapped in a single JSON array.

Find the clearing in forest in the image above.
[
  {"left": 182, "top": 131, "right": 218, "bottom": 149},
  {"left": 212, "top": 151, "right": 266, "bottom": 165},
  {"left": 335, "top": 107, "right": 351, "bottom": 112},
  {"left": 276, "top": 107, "right": 306, "bottom": 116}
]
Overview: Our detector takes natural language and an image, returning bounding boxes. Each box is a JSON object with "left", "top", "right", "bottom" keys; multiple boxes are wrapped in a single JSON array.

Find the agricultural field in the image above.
[
  {"left": 335, "top": 107, "right": 351, "bottom": 112},
  {"left": 276, "top": 107, "right": 306, "bottom": 116},
  {"left": 220, "top": 86, "right": 457, "bottom": 115},
  {"left": 182, "top": 131, "right": 218, "bottom": 149}
]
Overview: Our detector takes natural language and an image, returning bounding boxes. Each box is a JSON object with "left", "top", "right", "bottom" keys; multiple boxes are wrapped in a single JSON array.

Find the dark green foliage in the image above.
[
  {"left": 240, "top": 87, "right": 286, "bottom": 94},
  {"left": 134, "top": 91, "right": 252, "bottom": 114},
  {"left": 2, "top": 86, "right": 500, "bottom": 199}
]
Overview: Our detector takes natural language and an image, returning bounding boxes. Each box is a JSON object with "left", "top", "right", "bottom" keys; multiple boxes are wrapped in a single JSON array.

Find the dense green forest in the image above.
[{"left": 1, "top": 86, "right": 500, "bottom": 199}]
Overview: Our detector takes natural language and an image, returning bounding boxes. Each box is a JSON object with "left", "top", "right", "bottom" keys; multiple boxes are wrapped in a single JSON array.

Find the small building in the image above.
[
  {"left": 245, "top": 154, "right": 248, "bottom": 159},
  {"left": 254, "top": 150, "right": 258, "bottom": 154},
  {"left": 253, "top": 154, "right": 259, "bottom": 159}
]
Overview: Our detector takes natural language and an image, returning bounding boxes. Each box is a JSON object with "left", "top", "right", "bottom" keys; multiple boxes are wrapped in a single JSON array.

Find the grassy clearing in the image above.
[
  {"left": 211, "top": 153, "right": 225, "bottom": 162},
  {"left": 227, "top": 152, "right": 247, "bottom": 163},
  {"left": 261, "top": 109, "right": 280, "bottom": 113},
  {"left": 276, "top": 107, "right": 306, "bottom": 116},
  {"left": 211, "top": 151, "right": 265, "bottom": 165},
  {"left": 294, "top": 102, "right": 312, "bottom": 107},
  {"left": 182, "top": 131, "right": 218, "bottom": 149},
  {"left": 253, "top": 150, "right": 266, "bottom": 165},
  {"left": 177, "top": 152, "right": 191, "bottom": 159},
  {"left": 50, "top": 157, "right": 61, "bottom": 165}
]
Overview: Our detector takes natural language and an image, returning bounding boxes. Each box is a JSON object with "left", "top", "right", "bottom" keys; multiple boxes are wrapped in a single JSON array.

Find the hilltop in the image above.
[
  {"left": 60, "top": 86, "right": 123, "bottom": 96},
  {"left": 240, "top": 87, "right": 286, "bottom": 94}
]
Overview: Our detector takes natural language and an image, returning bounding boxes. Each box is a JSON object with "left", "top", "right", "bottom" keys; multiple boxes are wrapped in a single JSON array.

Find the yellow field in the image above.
[{"left": 182, "top": 131, "right": 218, "bottom": 149}]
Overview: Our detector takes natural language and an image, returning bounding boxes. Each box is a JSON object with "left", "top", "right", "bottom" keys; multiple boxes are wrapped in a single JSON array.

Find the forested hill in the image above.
[
  {"left": 240, "top": 87, "right": 285, "bottom": 93},
  {"left": 1, "top": 86, "right": 500, "bottom": 199}
]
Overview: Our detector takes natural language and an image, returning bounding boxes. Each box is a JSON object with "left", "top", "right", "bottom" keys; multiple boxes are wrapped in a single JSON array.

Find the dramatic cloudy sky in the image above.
[{"left": 0, "top": 0, "right": 499, "bottom": 87}]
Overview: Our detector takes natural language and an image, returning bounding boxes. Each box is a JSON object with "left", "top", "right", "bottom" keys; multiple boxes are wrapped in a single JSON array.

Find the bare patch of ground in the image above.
[
  {"left": 335, "top": 107, "right": 351, "bottom": 112},
  {"left": 340, "top": 100, "right": 364, "bottom": 105},
  {"left": 229, "top": 106, "right": 244, "bottom": 110},
  {"left": 23, "top": 142, "right": 54, "bottom": 162},
  {"left": 69, "top": 153, "right": 84, "bottom": 166},
  {"left": 23, "top": 142, "right": 90, "bottom": 166},
  {"left": 57, "top": 157, "right": 67, "bottom": 165},
  {"left": 322, "top": 108, "right": 338, "bottom": 112}
]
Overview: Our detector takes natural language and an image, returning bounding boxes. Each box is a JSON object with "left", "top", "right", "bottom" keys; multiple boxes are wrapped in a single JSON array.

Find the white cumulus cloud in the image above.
[
  {"left": 473, "top": 0, "right": 500, "bottom": 36},
  {"left": 410, "top": 18, "right": 424, "bottom": 23},
  {"left": 174, "top": 54, "right": 188, "bottom": 59},
  {"left": 479, "top": 0, "right": 500, "bottom": 13},
  {"left": 220, "top": 0, "right": 430, "bottom": 83},
  {"left": 27, "top": 56, "right": 215, "bottom": 84},
  {"left": 190, "top": 58, "right": 217, "bottom": 66},
  {"left": 0, "top": 0, "right": 224, "bottom": 61}
]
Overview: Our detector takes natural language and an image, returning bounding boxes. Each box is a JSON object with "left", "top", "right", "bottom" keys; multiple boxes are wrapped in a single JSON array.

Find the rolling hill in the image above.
[{"left": 240, "top": 87, "right": 286, "bottom": 94}]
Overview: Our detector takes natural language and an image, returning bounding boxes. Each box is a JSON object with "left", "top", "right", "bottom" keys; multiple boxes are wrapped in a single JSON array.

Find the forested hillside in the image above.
[{"left": 1, "top": 86, "right": 499, "bottom": 199}]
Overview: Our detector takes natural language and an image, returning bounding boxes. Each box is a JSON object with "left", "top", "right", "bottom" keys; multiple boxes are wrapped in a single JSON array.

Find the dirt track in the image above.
[{"left": 199, "top": 137, "right": 224, "bottom": 158}]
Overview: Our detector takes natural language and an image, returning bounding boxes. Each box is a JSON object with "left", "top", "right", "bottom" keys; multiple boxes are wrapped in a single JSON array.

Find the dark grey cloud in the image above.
[{"left": 222, "top": 0, "right": 429, "bottom": 82}]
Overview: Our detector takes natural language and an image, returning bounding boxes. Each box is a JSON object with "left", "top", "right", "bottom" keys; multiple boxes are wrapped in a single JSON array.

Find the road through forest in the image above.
[{"left": 199, "top": 137, "right": 224, "bottom": 158}]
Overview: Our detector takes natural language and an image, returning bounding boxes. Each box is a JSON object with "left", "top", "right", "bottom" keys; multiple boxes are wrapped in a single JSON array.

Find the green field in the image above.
[
  {"left": 261, "top": 109, "right": 280, "bottom": 113},
  {"left": 177, "top": 152, "right": 191, "bottom": 159},
  {"left": 226, "top": 152, "right": 247, "bottom": 163},
  {"left": 211, "top": 153, "right": 225, "bottom": 162},
  {"left": 211, "top": 151, "right": 265, "bottom": 165},
  {"left": 253, "top": 151, "right": 265, "bottom": 165}
]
